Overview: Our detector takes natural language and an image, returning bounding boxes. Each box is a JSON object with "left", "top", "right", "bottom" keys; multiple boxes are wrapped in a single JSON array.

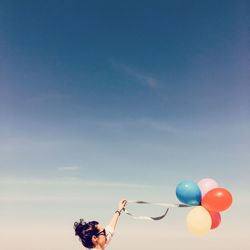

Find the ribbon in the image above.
[{"left": 124, "top": 200, "right": 190, "bottom": 221}]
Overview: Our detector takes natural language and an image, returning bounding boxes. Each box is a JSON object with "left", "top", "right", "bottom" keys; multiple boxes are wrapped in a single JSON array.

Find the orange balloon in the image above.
[
  {"left": 209, "top": 210, "right": 221, "bottom": 229},
  {"left": 202, "top": 188, "right": 232, "bottom": 212}
]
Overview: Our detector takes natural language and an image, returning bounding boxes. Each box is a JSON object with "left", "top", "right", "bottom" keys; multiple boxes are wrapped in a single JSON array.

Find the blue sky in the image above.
[{"left": 0, "top": 1, "right": 249, "bottom": 250}]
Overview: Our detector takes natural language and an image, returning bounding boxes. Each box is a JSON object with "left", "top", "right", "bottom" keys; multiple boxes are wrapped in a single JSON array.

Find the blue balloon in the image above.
[{"left": 176, "top": 180, "right": 201, "bottom": 206}]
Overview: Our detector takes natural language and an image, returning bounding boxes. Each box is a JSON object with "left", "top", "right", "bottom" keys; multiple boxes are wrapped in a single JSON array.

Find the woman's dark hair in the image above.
[{"left": 74, "top": 219, "right": 99, "bottom": 249}]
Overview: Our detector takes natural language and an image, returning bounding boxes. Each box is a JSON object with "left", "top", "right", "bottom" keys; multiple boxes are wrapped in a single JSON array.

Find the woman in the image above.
[{"left": 74, "top": 200, "right": 127, "bottom": 249}]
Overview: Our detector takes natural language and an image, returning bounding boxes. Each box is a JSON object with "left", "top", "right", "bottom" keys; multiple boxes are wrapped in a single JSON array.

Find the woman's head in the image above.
[{"left": 74, "top": 219, "right": 107, "bottom": 249}]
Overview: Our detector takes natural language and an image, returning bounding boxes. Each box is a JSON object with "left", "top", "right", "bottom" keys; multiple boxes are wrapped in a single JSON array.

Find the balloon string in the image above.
[{"left": 124, "top": 200, "right": 191, "bottom": 221}]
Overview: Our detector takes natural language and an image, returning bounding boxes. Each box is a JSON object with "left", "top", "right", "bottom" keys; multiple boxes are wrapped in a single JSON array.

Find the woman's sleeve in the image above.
[{"left": 104, "top": 225, "right": 114, "bottom": 248}]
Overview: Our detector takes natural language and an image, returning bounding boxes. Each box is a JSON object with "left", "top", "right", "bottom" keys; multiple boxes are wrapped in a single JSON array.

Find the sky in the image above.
[{"left": 0, "top": 1, "right": 249, "bottom": 250}]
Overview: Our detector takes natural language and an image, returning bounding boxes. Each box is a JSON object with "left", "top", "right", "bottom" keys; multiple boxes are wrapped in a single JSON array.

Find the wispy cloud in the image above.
[
  {"left": 142, "top": 119, "right": 178, "bottom": 133},
  {"left": 121, "top": 64, "right": 158, "bottom": 88},
  {"left": 25, "top": 92, "right": 70, "bottom": 104},
  {"left": 0, "top": 177, "right": 154, "bottom": 203},
  {"left": 0, "top": 176, "right": 152, "bottom": 188},
  {"left": 57, "top": 166, "right": 80, "bottom": 171},
  {"left": 0, "top": 195, "right": 86, "bottom": 202},
  {"left": 110, "top": 59, "right": 158, "bottom": 88},
  {"left": 85, "top": 117, "right": 178, "bottom": 133}
]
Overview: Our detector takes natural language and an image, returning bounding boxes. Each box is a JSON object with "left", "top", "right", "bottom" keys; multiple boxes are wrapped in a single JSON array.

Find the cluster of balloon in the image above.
[{"left": 176, "top": 178, "right": 233, "bottom": 236}]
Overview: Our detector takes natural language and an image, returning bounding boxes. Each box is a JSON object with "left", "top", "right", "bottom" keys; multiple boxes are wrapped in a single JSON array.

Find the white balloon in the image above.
[{"left": 186, "top": 206, "right": 212, "bottom": 236}]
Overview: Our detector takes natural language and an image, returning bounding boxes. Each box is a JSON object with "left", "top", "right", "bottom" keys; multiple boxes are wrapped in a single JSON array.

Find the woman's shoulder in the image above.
[{"left": 105, "top": 225, "right": 114, "bottom": 235}]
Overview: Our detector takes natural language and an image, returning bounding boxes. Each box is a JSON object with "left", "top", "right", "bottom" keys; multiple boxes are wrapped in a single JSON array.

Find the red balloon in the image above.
[
  {"left": 202, "top": 188, "right": 233, "bottom": 212},
  {"left": 209, "top": 210, "right": 221, "bottom": 229}
]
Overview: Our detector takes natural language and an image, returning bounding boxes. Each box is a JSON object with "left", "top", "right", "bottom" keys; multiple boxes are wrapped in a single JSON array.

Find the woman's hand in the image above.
[{"left": 118, "top": 199, "right": 127, "bottom": 211}]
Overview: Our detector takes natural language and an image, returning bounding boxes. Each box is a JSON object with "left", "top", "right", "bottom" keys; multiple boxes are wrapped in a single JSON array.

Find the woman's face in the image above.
[{"left": 94, "top": 224, "right": 107, "bottom": 248}]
